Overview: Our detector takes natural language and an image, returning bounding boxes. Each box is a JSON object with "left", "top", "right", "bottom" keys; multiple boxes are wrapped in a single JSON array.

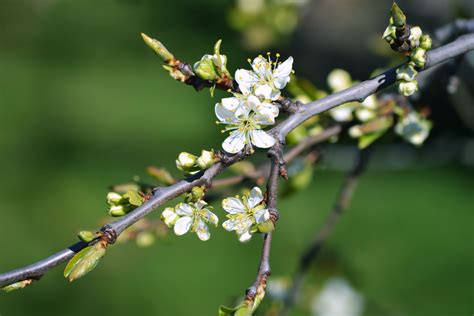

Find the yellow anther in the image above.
[{"left": 276, "top": 53, "right": 280, "bottom": 57}]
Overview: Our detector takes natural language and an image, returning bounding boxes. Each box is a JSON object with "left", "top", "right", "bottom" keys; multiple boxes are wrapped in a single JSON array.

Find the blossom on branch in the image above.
[
  {"left": 222, "top": 187, "right": 271, "bottom": 242},
  {"left": 161, "top": 200, "right": 218, "bottom": 241},
  {"left": 215, "top": 103, "right": 276, "bottom": 153},
  {"left": 235, "top": 54, "right": 293, "bottom": 100}
]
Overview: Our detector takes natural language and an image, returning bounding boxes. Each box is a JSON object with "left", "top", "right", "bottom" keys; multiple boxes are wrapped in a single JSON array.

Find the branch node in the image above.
[{"left": 100, "top": 225, "right": 118, "bottom": 245}]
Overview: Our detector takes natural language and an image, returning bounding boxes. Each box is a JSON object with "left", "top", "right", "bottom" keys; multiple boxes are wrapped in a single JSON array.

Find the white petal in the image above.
[
  {"left": 215, "top": 103, "right": 239, "bottom": 124},
  {"left": 195, "top": 220, "right": 210, "bottom": 241},
  {"left": 175, "top": 203, "right": 194, "bottom": 216},
  {"left": 174, "top": 216, "right": 192, "bottom": 235},
  {"left": 254, "top": 113, "right": 276, "bottom": 126},
  {"left": 250, "top": 129, "right": 276, "bottom": 149},
  {"left": 235, "top": 218, "right": 254, "bottom": 235},
  {"left": 254, "top": 101, "right": 279, "bottom": 119},
  {"left": 247, "top": 187, "right": 264, "bottom": 208},
  {"left": 254, "top": 208, "right": 270, "bottom": 224},
  {"left": 222, "top": 219, "right": 239, "bottom": 231},
  {"left": 238, "top": 231, "right": 253, "bottom": 243},
  {"left": 251, "top": 56, "right": 271, "bottom": 77},
  {"left": 273, "top": 76, "right": 290, "bottom": 90},
  {"left": 161, "top": 208, "right": 178, "bottom": 227},
  {"left": 221, "top": 97, "right": 241, "bottom": 111},
  {"left": 274, "top": 57, "right": 293, "bottom": 79},
  {"left": 222, "top": 197, "right": 246, "bottom": 214},
  {"left": 235, "top": 69, "right": 258, "bottom": 94},
  {"left": 255, "top": 84, "right": 273, "bottom": 100},
  {"left": 202, "top": 209, "right": 219, "bottom": 226},
  {"left": 222, "top": 130, "right": 246, "bottom": 154},
  {"left": 194, "top": 200, "right": 207, "bottom": 210}
]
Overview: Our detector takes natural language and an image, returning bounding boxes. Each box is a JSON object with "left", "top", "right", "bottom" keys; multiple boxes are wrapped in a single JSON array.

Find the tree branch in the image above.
[
  {"left": 1, "top": 33, "right": 472, "bottom": 289},
  {"left": 279, "top": 149, "right": 371, "bottom": 316},
  {"left": 274, "top": 34, "right": 474, "bottom": 140}
]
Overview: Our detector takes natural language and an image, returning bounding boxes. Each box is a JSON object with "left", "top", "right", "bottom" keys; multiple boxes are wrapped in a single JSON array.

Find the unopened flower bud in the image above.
[
  {"left": 327, "top": 69, "right": 352, "bottom": 92},
  {"left": 141, "top": 33, "right": 175, "bottom": 62},
  {"left": 410, "top": 47, "right": 427, "bottom": 68},
  {"left": 419, "top": 34, "right": 432, "bottom": 50},
  {"left": 193, "top": 55, "right": 219, "bottom": 81},
  {"left": 408, "top": 26, "right": 422, "bottom": 48},
  {"left": 109, "top": 205, "right": 129, "bottom": 217},
  {"left": 176, "top": 152, "right": 197, "bottom": 171},
  {"left": 106, "top": 192, "right": 123, "bottom": 205},
  {"left": 355, "top": 108, "right": 376, "bottom": 122},
  {"left": 185, "top": 186, "right": 206, "bottom": 203},
  {"left": 196, "top": 149, "right": 216, "bottom": 169},
  {"left": 396, "top": 63, "right": 418, "bottom": 82},
  {"left": 398, "top": 80, "right": 418, "bottom": 96},
  {"left": 349, "top": 125, "right": 363, "bottom": 138}
]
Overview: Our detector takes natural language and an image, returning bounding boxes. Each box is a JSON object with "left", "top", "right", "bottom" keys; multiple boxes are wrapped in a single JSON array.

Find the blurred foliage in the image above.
[{"left": 0, "top": 0, "right": 473, "bottom": 315}]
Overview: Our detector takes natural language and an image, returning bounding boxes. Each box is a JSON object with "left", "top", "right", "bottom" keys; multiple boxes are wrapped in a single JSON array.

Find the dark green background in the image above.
[{"left": 0, "top": 0, "right": 473, "bottom": 315}]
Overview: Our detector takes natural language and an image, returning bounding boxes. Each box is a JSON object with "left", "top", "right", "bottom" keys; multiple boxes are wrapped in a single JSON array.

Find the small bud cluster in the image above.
[
  {"left": 106, "top": 190, "right": 144, "bottom": 217},
  {"left": 175, "top": 149, "right": 217, "bottom": 175},
  {"left": 193, "top": 40, "right": 231, "bottom": 88},
  {"left": 383, "top": 2, "right": 432, "bottom": 96}
]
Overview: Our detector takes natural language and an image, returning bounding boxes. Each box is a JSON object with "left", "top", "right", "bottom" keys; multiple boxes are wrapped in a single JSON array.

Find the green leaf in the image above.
[
  {"left": 124, "top": 190, "right": 144, "bottom": 207},
  {"left": 358, "top": 130, "right": 387, "bottom": 149},
  {"left": 141, "top": 33, "right": 175, "bottom": 62},
  {"left": 218, "top": 304, "right": 250, "bottom": 316},
  {"left": 210, "top": 84, "right": 216, "bottom": 98},
  {"left": 391, "top": 2, "right": 406, "bottom": 28},
  {"left": 2, "top": 279, "right": 33, "bottom": 292},
  {"left": 219, "top": 305, "right": 237, "bottom": 316},
  {"left": 64, "top": 242, "right": 107, "bottom": 282}
]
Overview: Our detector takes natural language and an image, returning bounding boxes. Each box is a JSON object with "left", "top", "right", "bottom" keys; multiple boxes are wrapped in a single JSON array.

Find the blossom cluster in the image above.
[
  {"left": 161, "top": 186, "right": 273, "bottom": 243},
  {"left": 216, "top": 54, "right": 293, "bottom": 153}
]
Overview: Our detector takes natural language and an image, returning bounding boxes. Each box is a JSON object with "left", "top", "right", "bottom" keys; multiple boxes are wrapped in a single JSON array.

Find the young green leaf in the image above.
[
  {"left": 64, "top": 241, "right": 107, "bottom": 282},
  {"left": 1, "top": 279, "right": 33, "bottom": 293}
]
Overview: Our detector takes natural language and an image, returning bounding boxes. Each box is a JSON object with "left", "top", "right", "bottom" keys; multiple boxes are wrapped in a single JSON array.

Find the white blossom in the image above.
[
  {"left": 222, "top": 187, "right": 270, "bottom": 242},
  {"left": 216, "top": 99, "right": 276, "bottom": 154},
  {"left": 395, "top": 112, "right": 431, "bottom": 146},
  {"left": 329, "top": 103, "right": 356, "bottom": 122},
  {"left": 235, "top": 54, "right": 293, "bottom": 101},
  {"left": 311, "top": 278, "right": 364, "bottom": 316},
  {"left": 161, "top": 201, "right": 218, "bottom": 241}
]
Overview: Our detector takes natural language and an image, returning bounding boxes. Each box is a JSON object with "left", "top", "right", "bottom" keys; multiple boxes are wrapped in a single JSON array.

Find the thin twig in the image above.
[
  {"left": 0, "top": 34, "right": 472, "bottom": 289},
  {"left": 212, "top": 125, "right": 342, "bottom": 188},
  {"left": 245, "top": 146, "right": 282, "bottom": 306},
  {"left": 279, "top": 149, "right": 371, "bottom": 316}
]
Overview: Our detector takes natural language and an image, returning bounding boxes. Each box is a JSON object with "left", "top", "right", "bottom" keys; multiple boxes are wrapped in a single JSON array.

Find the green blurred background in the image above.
[{"left": 0, "top": 0, "right": 473, "bottom": 315}]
